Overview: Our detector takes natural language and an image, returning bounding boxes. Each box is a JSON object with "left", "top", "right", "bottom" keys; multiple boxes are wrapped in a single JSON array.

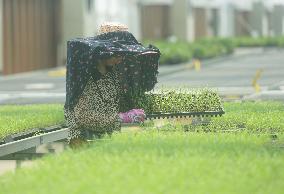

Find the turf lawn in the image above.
[{"left": 0, "top": 102, "right": 283, "bottom": 194}]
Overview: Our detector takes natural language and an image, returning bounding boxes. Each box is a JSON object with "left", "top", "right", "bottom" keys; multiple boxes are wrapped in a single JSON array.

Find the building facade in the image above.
[{"left": 1, "top": 0, "right": 284, "bottom": 75}]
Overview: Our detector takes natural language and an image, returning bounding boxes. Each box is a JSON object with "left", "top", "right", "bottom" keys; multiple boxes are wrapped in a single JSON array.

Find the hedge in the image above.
[{"left": 144, "top": 36, "right": 284, "bottom": 65}]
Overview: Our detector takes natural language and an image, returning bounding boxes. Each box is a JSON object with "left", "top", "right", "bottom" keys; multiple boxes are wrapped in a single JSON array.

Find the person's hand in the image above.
[{"left": 118, "top": 109, "right": 146, "bottom": 123}]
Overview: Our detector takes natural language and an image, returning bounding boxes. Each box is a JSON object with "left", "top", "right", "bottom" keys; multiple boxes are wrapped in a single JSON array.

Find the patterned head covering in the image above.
[{"left": 65, "top": 26, "right": 161, "bottom": 111}]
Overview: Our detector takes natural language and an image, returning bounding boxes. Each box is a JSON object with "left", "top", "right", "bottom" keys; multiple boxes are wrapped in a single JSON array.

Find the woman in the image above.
[{"left": 64, "top": 22, "right": 160, "bottom": 148}]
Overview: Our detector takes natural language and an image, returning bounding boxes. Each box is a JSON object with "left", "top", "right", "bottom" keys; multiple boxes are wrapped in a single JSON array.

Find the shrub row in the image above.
[
  {"left": 145, "top": 38, "right": 234, "bottom": 65},
  {"left": 145, "top": 36, "right": 284, "bottom": 65},
  {"left": 233, "top": 36, "right": 284, "bottom": 47}
]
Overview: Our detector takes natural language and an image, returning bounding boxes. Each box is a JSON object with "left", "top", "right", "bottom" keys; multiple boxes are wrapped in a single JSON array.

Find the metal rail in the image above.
[
  {"left": 146, "top": 110, "right": 225, "bottom": 119},
  {"left": 0, "top": 110, "right": 225, "bottom": 159},
  {"left": 0, "top": 128, "right": 68, "bottom": 158},
  {"left": 0, "top": 125, "right": 66, "bottom": 145}
]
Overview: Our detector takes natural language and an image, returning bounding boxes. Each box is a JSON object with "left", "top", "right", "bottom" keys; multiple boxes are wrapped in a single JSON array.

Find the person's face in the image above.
[{"left": 105, "top": 56, "right": 123, "bottom": 67}]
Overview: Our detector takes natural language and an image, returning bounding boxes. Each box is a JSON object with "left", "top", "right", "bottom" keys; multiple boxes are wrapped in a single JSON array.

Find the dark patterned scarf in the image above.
[{"left": 65, "top": 31, "right": 161, "bottom": 111}]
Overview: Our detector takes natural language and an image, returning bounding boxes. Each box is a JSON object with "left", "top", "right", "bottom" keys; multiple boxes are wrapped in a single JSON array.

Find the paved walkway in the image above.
[
  {"left": 0, "top": 48, "right": 284, "bottom": 104},
  {"left": 157, "top": 48, "right": 284, "bottom": 100}
]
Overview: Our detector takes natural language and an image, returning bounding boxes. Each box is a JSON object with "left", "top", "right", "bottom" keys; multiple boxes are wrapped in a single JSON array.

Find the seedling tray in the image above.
[
  {"left": 146, "top": 110, "right": 225, "bottom": 119},
  {"left": 0, "top": 111, "right": 225, "bottom": 145}
]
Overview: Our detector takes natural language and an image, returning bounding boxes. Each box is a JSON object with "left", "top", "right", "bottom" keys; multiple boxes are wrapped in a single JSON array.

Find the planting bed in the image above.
[
  {"left": 141, "top": 101, "right": 284, "bottom": 135},
  {"left": 0, "top": 104, "right": 65, "bottom": 141},
  {"left": 1, "top": 131, "right": 283, "bottom": 194},
  {"left": 0, "top": 89, "right": 224, "bottom": 143},
  {"left": 132, "top": 89, "right": 223, "bottom": 113},
  {"left": 0, "top": 102, "right": 283, "bottom": 194}
]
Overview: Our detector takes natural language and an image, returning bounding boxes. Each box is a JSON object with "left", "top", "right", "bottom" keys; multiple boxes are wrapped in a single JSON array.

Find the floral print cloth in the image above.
[
  {"left": 64, "top": 31, "right": 160, "bottom": 142},
  {"left": 64, "top": 70, "right": 122, "bottom": 142},
  {"left": 65, "top": 31, "right": 160, "bottom": 112}
]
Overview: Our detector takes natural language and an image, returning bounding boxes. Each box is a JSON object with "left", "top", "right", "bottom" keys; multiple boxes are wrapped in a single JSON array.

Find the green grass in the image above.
[
  {"left": 0, "top": 132, "right": 283, "bottom": 194},
  {"left": 208, "top": 101, "right": 284, "bottom": 133},
  {"left": 0, "top": 101, "right": 283, "bottom": 194},
  {"left": 0, "top": 104, "right": 64, "bottom": 139}
]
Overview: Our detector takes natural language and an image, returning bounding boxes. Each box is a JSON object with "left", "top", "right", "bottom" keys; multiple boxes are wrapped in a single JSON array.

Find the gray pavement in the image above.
[
  {"left": 0, "top": 47, "right": 284, "bottom": 104},
  {"left": 157, "top": 48, "right": 284, "bottom": 99},
  {"left": 0, "top": 68, "right": 66, "bottom": 104}
]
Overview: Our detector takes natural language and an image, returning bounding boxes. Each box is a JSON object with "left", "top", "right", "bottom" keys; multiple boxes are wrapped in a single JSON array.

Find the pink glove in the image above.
[{"left": 118, "top": 109, "right": 146, "bottom": 123}]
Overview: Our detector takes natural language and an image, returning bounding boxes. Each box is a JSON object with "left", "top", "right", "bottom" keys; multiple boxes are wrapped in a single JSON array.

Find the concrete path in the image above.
[
  {"left": 0, "top": 48, "right": 284, "bottom": 104},
  {"left": 157, "top": 48, "right": 284, "bottom": 100}
]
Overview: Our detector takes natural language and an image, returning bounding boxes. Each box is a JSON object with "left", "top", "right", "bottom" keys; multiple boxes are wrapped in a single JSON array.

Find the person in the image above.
[{"left": 64, "top": 22, "right": 160, "bottom": 148}]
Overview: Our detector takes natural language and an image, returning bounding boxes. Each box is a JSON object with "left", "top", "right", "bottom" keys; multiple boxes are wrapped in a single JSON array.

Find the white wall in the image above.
[
  {"left": 62, "top": 0, "right": 84, "bottom": 39},
  {"left": 219, "top": 2, "right": 235, "bottom": 37},
  {"left": 60, "top": 0, "right": 141, "bottom": 63},
  {"left": 139, "top": 0, "right": 172, "bottom": 5},
  {"left": 271, "top": 5, "right": 284, "bottom": 36},
  {"left": 127, "top": 0, "right": 141, "bottom": 40},
  {"left": 83, "top": 0, "right": 98, "bottom": 36},
  {"left": 187, "top": 2, "right": 195, "bottom": 42},
  {"left": 94, "top": 0, "right": 141, "bottom": 39},
  {"left": 170, "top": 0, "right": 195, "bottom": 41},
  {"left": 0, "top": 0, "right": 3, "bottom": 72},
  {"left": 250, "top": 2, "right": 265, "bottom": 37},
  {"left": 171, "top": 0, "right": 187, "bottom": 40},
  {"left": 60, "top": 0, "right": 84, "bottom": 64}
]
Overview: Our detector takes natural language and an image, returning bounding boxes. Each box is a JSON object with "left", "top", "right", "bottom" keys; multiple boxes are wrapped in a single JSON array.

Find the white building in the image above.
[
  {"left": 0, "top": 0, "right": 140, "bottom": 75},
  {"left": 1, "top": 0, "right": 284, "bottom": 75}
]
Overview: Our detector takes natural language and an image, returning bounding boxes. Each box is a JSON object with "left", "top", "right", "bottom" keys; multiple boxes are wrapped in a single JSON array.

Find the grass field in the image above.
[
  {"left": 0, "top": 132, "right": 283, "bottom": 194},
  {"left": 0, "top": 102, "right": 283, "bottom": 194},
  {"left": 0, "top": 104, "right": 65, "bottom": 139}
]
